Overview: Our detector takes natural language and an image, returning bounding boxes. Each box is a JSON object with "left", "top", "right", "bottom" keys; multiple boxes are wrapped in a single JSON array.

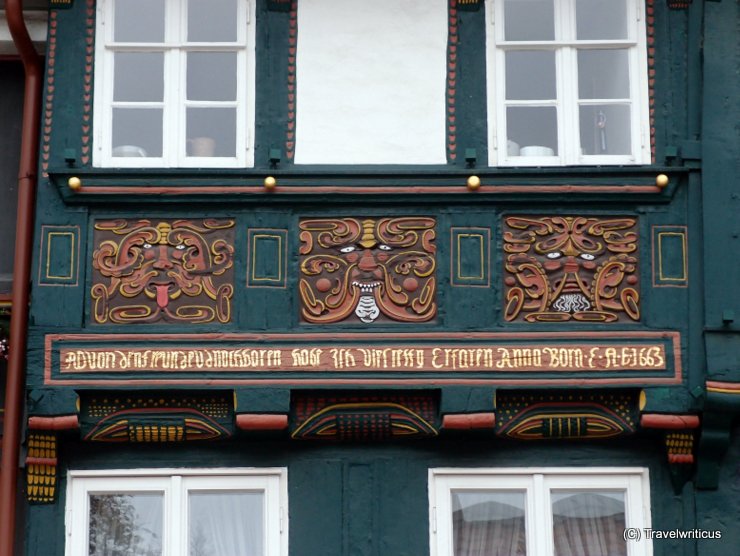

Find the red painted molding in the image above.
[
  {"left": 72, "top": 184, "right": 662, "bottom": 196},
  {"left": 24, "top": 456, "right": 58, "bottom": 466},
  {"left": 442, "top": 413, "right": 496, "bottom": 430},
  {"left": 28, "top": 415, "right": 79, "bottom": 431},
  {"left": 668, "top": 454, "right": 694, "bottom": 464},
  {"left": 640, "top": 414, "right": 700, "bottom": 429},
  {"left": 236, "top": 414, "right": 289, "bottom": 431}
]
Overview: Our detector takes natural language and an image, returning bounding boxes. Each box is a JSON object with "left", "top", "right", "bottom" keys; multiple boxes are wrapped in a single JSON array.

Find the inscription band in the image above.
[{"left": 60, "top": 343, "right": 667, "bottom": 374}]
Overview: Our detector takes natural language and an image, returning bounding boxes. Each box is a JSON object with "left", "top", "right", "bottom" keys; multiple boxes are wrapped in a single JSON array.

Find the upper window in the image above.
[
  {"left": 486, "top": 0, "right": 650, "bottom": 166},
  {"left": 93, "top": 0, "right": 256, "bottom": 168},
  {"left": 65, "top": 468, "right": 287, "bottom": 556},
  {"left": 430, "top": 467, "right": 652, "bottom": 556}
]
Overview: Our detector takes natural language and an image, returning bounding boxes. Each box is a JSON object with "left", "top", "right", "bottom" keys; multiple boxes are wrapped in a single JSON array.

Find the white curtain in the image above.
[
  {"left": 188, "top": 492, "right": 264, "bottom": 556},
  {"left": 452, "top": 491, "right": 527, "bottom": 556},
  {"left": 551, "top": 492, "right": 627, "bottom": 556}
]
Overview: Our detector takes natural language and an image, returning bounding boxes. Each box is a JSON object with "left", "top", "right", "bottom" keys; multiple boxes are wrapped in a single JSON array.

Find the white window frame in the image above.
[
  {"left": 429, "top": 467, "right": 652, "bottom": 556},
  {"left": 65, "top": 467, "right": 288, "bottom": 556},
  {"left": 485, "top": 0, "right": 650, "bottom": 166},
  {"left": 93, "top": 0, "right": 256, "bottom": 168}
]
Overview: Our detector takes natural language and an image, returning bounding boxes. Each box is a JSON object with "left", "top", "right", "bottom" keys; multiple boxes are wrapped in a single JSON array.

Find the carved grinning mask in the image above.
[
  {"left": 91, "top": 219, "right": 235, "bottom": 324},
  {"left": 503, "top": 216, "right": 639, "bottom": 322},
  {"left": 299, "top": 217, "right": 437, "bottom": 324}
]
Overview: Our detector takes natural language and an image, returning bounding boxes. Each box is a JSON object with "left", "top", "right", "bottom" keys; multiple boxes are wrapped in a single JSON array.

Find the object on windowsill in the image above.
[
  {"left": 112, "top": 145, "right": 147, "bottom": 157},
  {"left": 507, "top": 140, "right": 520, "bottom": 156},
  {"left": 187, "top": 137, "right": 216, "bottom": 157},
  {"left": 520, "top": 145, "right": 555, "bottom": 157}
]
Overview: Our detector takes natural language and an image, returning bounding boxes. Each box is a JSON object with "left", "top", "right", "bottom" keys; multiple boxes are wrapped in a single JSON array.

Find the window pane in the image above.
[
  {"left": 114, "top": 53, "right": 164, "bottom": 102},
  {"left": 579, "top": 104, "right": 631, "bottom": 155},
  {"left": 187, "top": 53, "right": 237, "bottom": 101},
  {"left": 578, "top": 50, "right": 630, "bottom": 99},
  {"left": 188, "top": 492, "right": 264, "bottom": 556},
  {"left": 187, "top": 0, "right": 238, "bottom": 42},
  {"left": 504, "top": 0, "right": 554, "bottom": 41},
  {"left": 576, "top": 0, "right": 628, "bottom": 40},
  {"left": 114, "top": 0, "right": 165, "bottom": 43},
  {"left": 551, "top": 491, "right": 627, "bottom": 556},
  {"left": 506, "top": 51, "right": 556, "bottom": 100},
  {"left": 507, "top": 106, "right": 558, "bottom": 156},
  {"left": 112, "top": 108, "right": 163, "bottom": 157},
  {"left": 452, "top": 491, "right": 527, "bottom": 556},
  {"left": 186, "top": 108, "right": 237, "bottom": 157},
  {"left": 89, "top": 493, "right": 163, "bottom": 556}
]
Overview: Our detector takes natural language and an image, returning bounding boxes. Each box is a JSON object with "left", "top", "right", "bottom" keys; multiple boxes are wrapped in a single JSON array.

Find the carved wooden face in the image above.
[
  {"left": 299, "top": 217, "right": 437, "bottom": 324},
  {"left": 91, "top": 219, "right": 235, "bottom": 324},
  {"left": 503, "top": 216, "right": 639, "bottom": 322}
]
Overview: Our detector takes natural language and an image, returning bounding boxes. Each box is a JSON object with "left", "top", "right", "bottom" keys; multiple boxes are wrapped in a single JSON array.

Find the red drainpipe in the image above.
[{"left": 0, "top": 0, "right": 42, "bottom": 554}]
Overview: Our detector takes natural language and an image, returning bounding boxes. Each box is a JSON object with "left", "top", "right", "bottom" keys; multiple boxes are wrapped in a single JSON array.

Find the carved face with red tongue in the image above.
[{"left": 91, "top": 219, "right": 235, "bottom": 324}]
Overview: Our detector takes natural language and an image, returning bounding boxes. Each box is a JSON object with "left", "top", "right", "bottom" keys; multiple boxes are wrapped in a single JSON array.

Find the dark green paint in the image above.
[{"left": 14, "top": 0, "right": 740, "bottom": 554}]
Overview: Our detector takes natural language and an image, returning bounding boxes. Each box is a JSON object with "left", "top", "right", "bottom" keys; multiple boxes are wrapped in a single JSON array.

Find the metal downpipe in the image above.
[{"left": 0, "top": 1, "right": 42, "bottom": 555}]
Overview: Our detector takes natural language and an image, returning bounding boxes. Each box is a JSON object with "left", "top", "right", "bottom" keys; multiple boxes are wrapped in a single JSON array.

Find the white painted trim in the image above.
[
  {"left": 0, "top": 10, "right": 47, "bottom": 55},
  {"left": 65, "top": 468, "right": 288, "bottom": 556},
  {"left": 429, "top": 467, "right": 652, "bottom": 556},
  {"left": 93, "top": 0, "right": 255, "bottom": 168},
  {"left": 485, "top": 0, "right": 650, "bottom": 167}
]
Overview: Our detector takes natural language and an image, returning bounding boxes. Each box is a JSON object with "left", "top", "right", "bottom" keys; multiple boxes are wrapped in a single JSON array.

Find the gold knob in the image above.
[
  {"left": 67, "top": 176, "right": 82, "bottom": 191},
  {"left": 264, "top": 176, "right": 277, "bottom": 190},
  {"left": 656, "top": 174, "right": 669, "bottom": 188},
  {"left": 466, "top": 175, "right": 481, "bottom": 191}
]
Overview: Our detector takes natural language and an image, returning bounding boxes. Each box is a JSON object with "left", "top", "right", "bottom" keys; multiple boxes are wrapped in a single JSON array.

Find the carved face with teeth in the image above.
[
  {"left": 299, "top": 217, "right": 437, "bottom": 324},
  {"left": 503, "top": 216, "right": 640, "bottom": 323},
  {"left": 91, "top": 219, "right": 235, "bottom": 324}
]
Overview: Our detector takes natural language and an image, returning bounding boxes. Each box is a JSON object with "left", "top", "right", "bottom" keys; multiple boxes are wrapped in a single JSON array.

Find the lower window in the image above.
[
  {"left": 429, "top": 467, "right": 651, "bottom": 556},
  {"left": 65, "top": 468, "right": 287, "bottom": 556}
]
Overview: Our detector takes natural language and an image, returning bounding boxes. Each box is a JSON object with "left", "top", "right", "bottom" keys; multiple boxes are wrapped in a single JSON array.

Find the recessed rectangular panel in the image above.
[
  {"left": 247, "top": 229, "right": 287, "bottom": 288},
  {"left": 451, "top": 227, "right": 490, "bottom": 287},
  {"left": 39, "top": 226, "right": 79, "bottom": 286},
  {"left": 653, "top": 226, "right": 688, "bottom": 287}
]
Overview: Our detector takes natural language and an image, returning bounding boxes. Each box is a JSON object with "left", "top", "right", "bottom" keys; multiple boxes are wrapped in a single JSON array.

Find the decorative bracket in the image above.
[
  {"left": 25, "top": 415, "right": 79, "bottom": 504},
  {"left": 640, "top": 413, "right": 700, "bottom": 492},
  {"left": 291, "top": 393, "right": 439, "bottom": 441}
]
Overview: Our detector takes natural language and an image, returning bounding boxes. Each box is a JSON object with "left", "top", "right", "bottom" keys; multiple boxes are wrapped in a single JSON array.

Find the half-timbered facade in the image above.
[{"left": 2, "top": 0, "right": 739, "bottom": 555}]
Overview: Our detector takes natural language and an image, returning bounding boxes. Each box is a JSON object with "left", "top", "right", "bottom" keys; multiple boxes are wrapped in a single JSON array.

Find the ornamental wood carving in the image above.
[
  {"left": 495, "top": 390, "right": 638, "bottom": 440},
  {"left": 291, "top": 393, "right": 438, "bottom": 441},
  {"left": 299, "top": 217, "right": 437, "bottom": 324},
  {"left": 91, "top": 219, "right": 235, "bottom": 324},
  {"left": 503, "top": 216, "right": 639, "bottom": 322},
  {"left": 81, "top": 394, "right": 233, "bottom": 442}
]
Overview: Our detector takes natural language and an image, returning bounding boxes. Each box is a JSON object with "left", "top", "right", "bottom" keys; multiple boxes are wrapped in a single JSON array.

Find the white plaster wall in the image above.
[{"left": 294, "top": 0, "right": 448, "bottom": 165}]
